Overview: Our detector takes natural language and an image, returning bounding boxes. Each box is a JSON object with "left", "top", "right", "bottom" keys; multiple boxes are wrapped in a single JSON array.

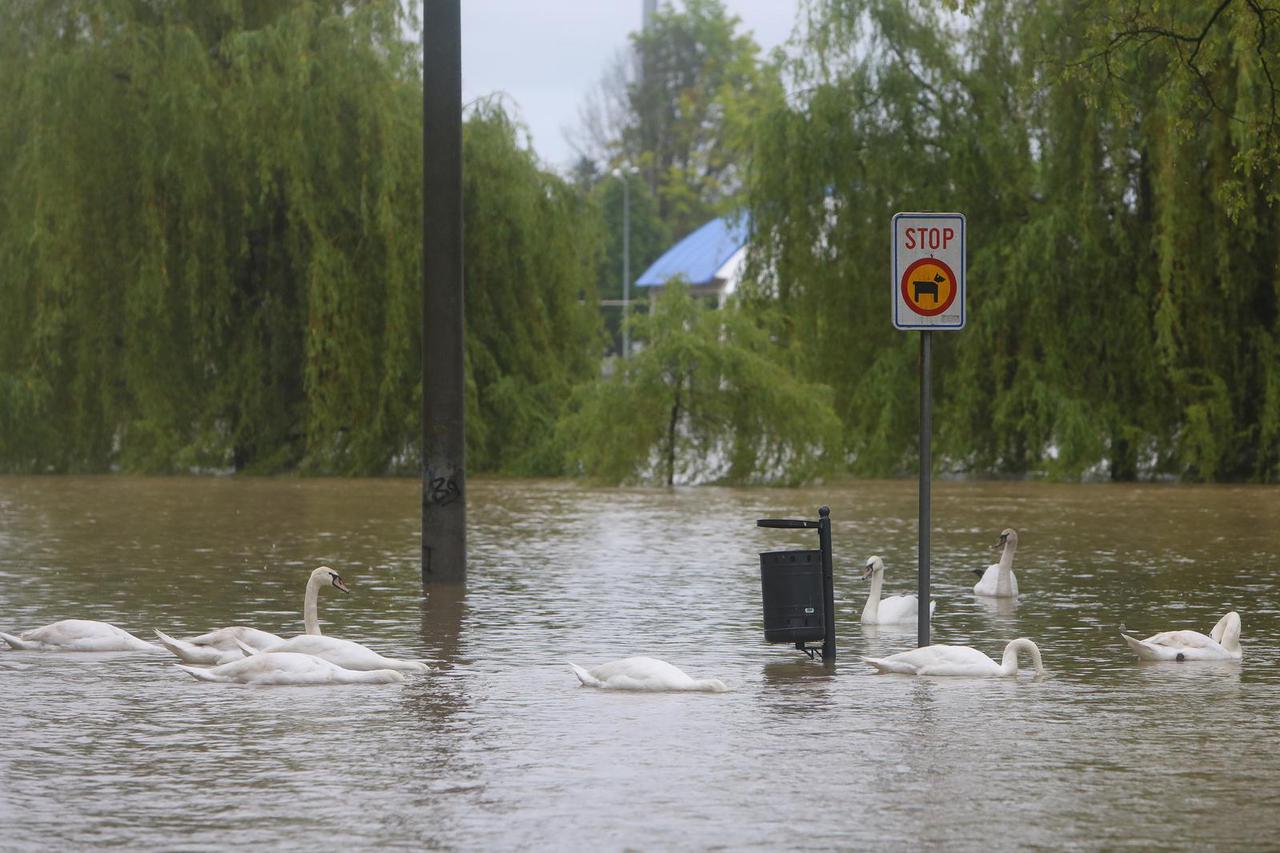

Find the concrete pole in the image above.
[{"left": 422, "top": 0, "right": 466, "bottom": 583}]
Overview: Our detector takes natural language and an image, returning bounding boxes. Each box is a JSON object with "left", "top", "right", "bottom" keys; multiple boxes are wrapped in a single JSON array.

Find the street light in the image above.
[{"left": 611, "top": 165, "right": 640, "bottom": 358}]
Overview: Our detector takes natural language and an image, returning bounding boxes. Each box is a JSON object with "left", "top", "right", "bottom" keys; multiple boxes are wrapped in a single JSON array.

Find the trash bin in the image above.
[
  {"left": 756, "top": 506, "right": 836, "bottom": 661},
  {"left": 759, "top": 549, "right": 825, "bottom": 644}
]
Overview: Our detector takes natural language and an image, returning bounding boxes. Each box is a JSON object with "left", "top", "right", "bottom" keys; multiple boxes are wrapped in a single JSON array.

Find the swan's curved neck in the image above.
[
  {"left": 995, "top": 541, "right": 1016, "bottom": 595},
  {"left": 1001, "top": 638, "right": 1044, "bottom": 675},
  {"left": 862, "top": 571, "right": 884, "bottom": 621},
  {"left": 303, "top": 574, "right": 324, "bottom": 636},
  {"left": 1212, "top": 613, "right": 1241, "bottom": 653}
]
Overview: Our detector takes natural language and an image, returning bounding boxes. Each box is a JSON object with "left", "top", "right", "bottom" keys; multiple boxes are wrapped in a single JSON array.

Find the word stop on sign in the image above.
[{"left": 891, "top": 212, "right": 966, "bottom": 331}]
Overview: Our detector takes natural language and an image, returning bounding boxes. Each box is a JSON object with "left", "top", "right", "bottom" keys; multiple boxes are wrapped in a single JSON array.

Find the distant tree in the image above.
[
  {"left": 590, "top": 172, "right": 670, "bottom": 355},
  {"left": 574, "top": 0, "right": 784, "bottom": 238},
  {"left": 558, "top": 281, "right": 841, "bottom": 486}
]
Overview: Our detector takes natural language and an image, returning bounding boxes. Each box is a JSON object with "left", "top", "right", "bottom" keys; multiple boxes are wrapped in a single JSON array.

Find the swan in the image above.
[
  {"left": 1121, "top": 611, "right": 1242, "bottom": 661},
  {"left": 861, "top": 556, "right": 936, "bottom": 624},
  {"left": 154, "top": 566, "right": 348, "bottom": 665},
  {"left": 569, "top": 657, "right": 730, "bottom": 692},
  {"left": 237, "top": 637, "right": 429, "bottom": 673},
  {"left": 862, "top": 638, "right": 1045, "bottom": 677},
  {"left": 973, "top": 528, "right": 1019, "bottom": 597},
  {"left": 0, "top": 619, "right": 159, "bottom": 652},
  {"left": 174, "top": 651, "right": 404, "bottom": 685}
]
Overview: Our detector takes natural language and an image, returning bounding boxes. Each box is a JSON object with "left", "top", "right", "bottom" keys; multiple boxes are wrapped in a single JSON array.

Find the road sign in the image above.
[{"left": 892, "top": 212, "right": 965, "bottom": 330}]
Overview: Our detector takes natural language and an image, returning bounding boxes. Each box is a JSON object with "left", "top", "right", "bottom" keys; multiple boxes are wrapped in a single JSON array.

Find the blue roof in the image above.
[{"left": 635, "top": 215, "right": 749, "bottom": 288}]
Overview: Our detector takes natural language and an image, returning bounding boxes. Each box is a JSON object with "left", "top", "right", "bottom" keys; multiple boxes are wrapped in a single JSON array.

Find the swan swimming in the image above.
[
  {"left": 861, "top": 556, "right": 936, "bottom": 624},
  {"left": 0, "top": 619, "right": 159, "bottom": 652},
  {"left": 238, "top": 637, "right": 429, "bottom": 673},
  {"left": 973, "top": 528, "right": 1019, "bottom": 598},
  {"left": 155, "top": 566, "right": 347, "bottom": 665},
  {"left": 174, "top": 651, "right": 404, "bottom": 685},
  {"left": 569, "top": 657, "right": 730, "bottom": 692},
  {"left": 863, "top": 638, "right": 1045, "bottom": 677},
  {"left": 1121, "top": 611, "right": 1242, "bottom": 661}
]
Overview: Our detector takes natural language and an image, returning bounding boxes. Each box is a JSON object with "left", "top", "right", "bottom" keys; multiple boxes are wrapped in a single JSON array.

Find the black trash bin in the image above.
[
  {"left": 759, "top": 549, "right": 825, "bottom": 644},
  {"left": 756, "top": 506, "right": 836, "bottom": 661}
]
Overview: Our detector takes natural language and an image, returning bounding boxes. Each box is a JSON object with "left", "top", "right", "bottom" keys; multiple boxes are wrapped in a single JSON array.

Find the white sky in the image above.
[{"left": 458, "top": 1, "right": 801, "bottom": 172}]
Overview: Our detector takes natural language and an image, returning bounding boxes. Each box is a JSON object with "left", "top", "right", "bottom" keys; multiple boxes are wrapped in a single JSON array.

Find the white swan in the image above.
[
  {"left": 863, "top": 638, "right": 1045, "bottom": 677},
  {"left": 238, "top": 637, "right": 429, "bottom": 673},
  {"left": 0, "top": 619, "right": 159, "bottom": 652},
  {"left": 973, "top": 528, "right": 1019, "bottom": 597},
  {"left": 1121, "top": 611, "right": 1242, "bottom": 661},
  {"left": 175, "top": 651, "right": 404, "bottom": 685},
  {"left": 861, "top": 556, "right": 936, "bottom": 624},
  {"left": 569, "top": 657, "right": 730, "bottom": 692},
  {"left": 155, "top": 566, "right": 347, "bottom": 665}
]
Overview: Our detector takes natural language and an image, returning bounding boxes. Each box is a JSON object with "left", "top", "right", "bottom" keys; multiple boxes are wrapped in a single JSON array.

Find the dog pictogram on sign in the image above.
[{"left": 900, "top": 257, "right": 957, "bottom": 317}]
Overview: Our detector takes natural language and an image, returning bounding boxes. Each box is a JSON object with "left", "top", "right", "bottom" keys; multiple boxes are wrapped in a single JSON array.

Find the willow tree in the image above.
[
  {"left": 1072, "top": 0, "right": 1280, "bottom": 480},
  {"left": 0, "top": 0, "right": 424, "bottom": 473},
  {"left": 0, "top": 1, "right": 603, "bottom": 476},
  {"left": 745, "top": 0, "right": 1280, "bottom": 481},
  {"left": 558, "top": 281, "right": 841, "bottom": 486},
  {"left": 461, "top": 102, "right": 604, "bottom": 475}
]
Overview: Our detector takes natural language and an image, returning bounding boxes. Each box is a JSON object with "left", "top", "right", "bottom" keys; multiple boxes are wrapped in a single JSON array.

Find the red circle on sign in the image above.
[{"left": 900, "top": 257, "right": 958, "bottom": 317}]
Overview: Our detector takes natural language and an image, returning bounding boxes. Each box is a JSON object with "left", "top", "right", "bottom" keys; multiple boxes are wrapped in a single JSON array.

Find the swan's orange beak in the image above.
[{"left": 332, "top": 575, "right": 351, "bottom": 594}]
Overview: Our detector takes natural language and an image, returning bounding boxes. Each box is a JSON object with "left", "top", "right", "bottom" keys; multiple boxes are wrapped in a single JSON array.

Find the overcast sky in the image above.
[{"left": 459, "top": 1, "right": 800, "bottom": 172}]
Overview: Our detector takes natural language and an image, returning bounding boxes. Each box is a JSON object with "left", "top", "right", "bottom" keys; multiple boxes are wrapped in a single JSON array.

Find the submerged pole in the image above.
[
  {"left": 422, "top": 1, "right": 466, "bottom": 583},
  {"left": 918, "top": 331, "right": 932, "bottom": 646},
  {"left": 817, "top": 505, "right": 836, "bottom": 663}
]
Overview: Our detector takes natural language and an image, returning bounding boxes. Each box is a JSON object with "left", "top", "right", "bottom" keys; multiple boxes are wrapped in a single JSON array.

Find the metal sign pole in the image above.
[
  {"left": 817, "top": 506, "right": 836, "bottom": 663},
  {"left": 893, "top": 211, "right": 963, "bottom": 647},
  {"left": 918, "top": 331, "right": 931, "bottom": 647}
]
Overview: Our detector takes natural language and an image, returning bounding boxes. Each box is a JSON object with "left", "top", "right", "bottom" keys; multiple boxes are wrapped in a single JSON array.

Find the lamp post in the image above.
[{"left": 611, "top": 165, "right": 639, "bottom": 358}]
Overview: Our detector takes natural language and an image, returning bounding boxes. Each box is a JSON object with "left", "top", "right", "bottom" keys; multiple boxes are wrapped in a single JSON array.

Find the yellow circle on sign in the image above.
[{"left": 900, "top": 258, "right": 957, "bottom": 317}]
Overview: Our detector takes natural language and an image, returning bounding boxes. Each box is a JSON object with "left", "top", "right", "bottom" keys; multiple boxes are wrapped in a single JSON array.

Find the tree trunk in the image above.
[{"left": 666, "top": 374, "right": 682, "bottom": 486}]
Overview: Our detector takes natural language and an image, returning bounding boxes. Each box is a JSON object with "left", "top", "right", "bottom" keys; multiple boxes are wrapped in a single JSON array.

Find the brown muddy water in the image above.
[{"left": 1, "top": 476, "right": 1278, "bottom": 850}]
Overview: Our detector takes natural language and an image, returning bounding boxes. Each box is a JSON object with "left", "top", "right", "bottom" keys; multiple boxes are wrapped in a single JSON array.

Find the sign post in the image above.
[{"left": 892, "top": 212, "right": 966, "bottom": 647}]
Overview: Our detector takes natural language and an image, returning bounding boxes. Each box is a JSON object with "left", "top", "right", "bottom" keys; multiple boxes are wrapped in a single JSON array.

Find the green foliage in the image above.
[
  {"left": 0, "top": 2, "right": 602, "bottom": 476},
  {"left": 559, "top": 281, "right": 841, "bottom": 486},
  {"left": 462, "top": 103, "right": 604, "bottom": 475},
  {"left": 745, "top": 0, "right": 1280, "bottom": 482}
]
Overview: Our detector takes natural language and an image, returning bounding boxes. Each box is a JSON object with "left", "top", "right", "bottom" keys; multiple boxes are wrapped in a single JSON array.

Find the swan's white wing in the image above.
[
  {"left": 1122, "top": 630, "right": 1238, "bottom": 661},
  {"left": 865, "top": 645, "right": 999, "bottom": 676},
  {"left": 185, "top": 627, "right": 284, "bottom": 651},
  {"left": 261, "top": 635, "right": 429, "bottom": 672},
  {"left": 179, "top": 651, "right": 404, "bottom": 685},
  {"left": 6, "top": 620, "right": 157, "bottom": 651},
  {"left": 572, "top": 657, "right": 723, "bottom": 691},
  {"left": 156, "top": 629, "right": 244, "bottom": 664},
  {"left": 1139, "top": 630, "right": 1218, "bottom": 649},
  {"left": 974, "top": 565, "right": 1018, "bottom": 597},
  {"left": 875, "top": 595, "right": 918, "bottom": 623},
  {"left": 874, "top": 595, "right": 937, "bottom": 623},
  {"left": 973, "top": 564, "right": 1000, "bottom": 595}
]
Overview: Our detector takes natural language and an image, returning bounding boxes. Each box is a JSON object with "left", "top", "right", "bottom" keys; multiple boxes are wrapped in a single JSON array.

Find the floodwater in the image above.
[{"left": 1, "top": 476, "right": 1279, "bottom": 850}]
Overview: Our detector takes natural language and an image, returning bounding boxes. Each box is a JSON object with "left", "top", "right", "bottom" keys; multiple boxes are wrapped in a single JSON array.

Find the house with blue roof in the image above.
[{"left": 634, "top": 214, "right": 749, "bottom": 308}]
